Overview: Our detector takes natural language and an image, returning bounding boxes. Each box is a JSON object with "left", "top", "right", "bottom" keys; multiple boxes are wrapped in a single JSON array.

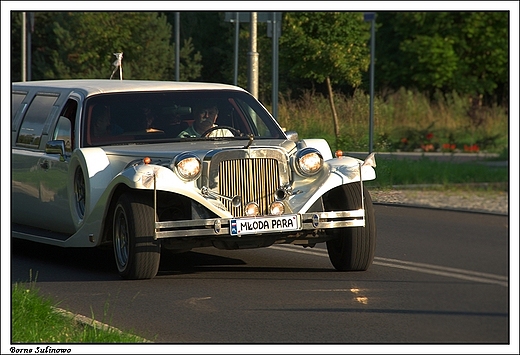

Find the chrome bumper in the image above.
[{"left": 154, "top": 209, "right": 365, "bottom": 239}]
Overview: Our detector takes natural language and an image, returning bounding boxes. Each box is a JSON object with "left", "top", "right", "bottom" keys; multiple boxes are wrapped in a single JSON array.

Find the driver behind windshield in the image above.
[{"left": 178, "top": 103, "right": 232, "bottom": 138}]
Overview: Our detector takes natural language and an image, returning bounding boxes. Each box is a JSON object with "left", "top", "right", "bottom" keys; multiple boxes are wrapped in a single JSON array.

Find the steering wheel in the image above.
[{"left": 200, "top": 126, "right": 242, "bottom": 137}]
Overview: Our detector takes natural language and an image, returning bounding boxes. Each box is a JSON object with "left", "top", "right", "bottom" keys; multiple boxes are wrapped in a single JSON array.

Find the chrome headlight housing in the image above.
[
  {"left": 294, "top": 148, "right": 323, "bottom": 177},
  {"left": 172, "top": 153, "right": 202, "bottom": 181}
]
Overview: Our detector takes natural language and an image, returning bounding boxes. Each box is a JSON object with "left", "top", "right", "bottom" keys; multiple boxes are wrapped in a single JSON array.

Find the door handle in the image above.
[{"left": 40, "top": 160, "right": 49, "bottom": 170}]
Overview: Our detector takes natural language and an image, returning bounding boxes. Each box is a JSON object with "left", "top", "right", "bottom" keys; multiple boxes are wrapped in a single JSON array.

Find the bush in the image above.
[{"left": 275, "top": 88, "right": 508, "bottom": 154}]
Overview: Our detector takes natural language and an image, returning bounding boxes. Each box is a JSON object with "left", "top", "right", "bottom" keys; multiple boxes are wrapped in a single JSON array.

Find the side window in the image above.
[
  {"left": 53, "top": 98, "right": 78, "bottom": 151},
  {"left": 53, "top": 117, "right": 72, "bottom": 153},
  {"left": 12, "top": 92, "right": 27, "bottom": 120},
  {"left": 16, "top": 94, "right": 58, "bottom": 148}
]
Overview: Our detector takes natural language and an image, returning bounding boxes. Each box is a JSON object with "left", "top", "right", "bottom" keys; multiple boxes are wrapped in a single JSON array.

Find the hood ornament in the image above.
[
  {"left": 243, "top": 134, "right": 254, "bottom": 149},
  {"left": 110, "top": 52, "right": 123, "bottom": 80}
]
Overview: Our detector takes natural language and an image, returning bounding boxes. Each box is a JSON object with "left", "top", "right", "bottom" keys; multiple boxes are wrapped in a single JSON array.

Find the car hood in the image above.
[{"left": 99, "top": 139, "right": 297, "bottom": 161}]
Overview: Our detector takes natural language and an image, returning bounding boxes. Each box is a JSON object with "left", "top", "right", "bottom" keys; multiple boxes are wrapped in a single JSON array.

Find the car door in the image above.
[
  {"left": 12, "top": 92, "right": 77, "bottom": 235},
  {"left": 36, "top": 98, "right": 80, "bottom": 235}
]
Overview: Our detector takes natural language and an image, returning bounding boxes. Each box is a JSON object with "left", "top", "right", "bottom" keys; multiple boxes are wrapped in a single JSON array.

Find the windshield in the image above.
[{"left": 82, "top": 90, "right": 285, "bottom": 147}]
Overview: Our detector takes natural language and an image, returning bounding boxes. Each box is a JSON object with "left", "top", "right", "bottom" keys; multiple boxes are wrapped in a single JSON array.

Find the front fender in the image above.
[
  {"left": 108, "top": 163, "right": 233, "bottom": 218},
  {"left": 288, "top": 154, "right": 376, "bottom": 213},
  {"left": 80, "top": 161, "right": 233, "bottom": 246}
]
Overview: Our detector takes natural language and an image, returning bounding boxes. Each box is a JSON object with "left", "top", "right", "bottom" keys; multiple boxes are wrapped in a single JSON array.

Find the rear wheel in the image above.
[
  {"left": 325, "top": 183, "right": 376, "bottom": 271},
  {"left": 113, "top": 192, "right": 160, "bottom": 279},
  {"left": 73, "top": 166, "right": 86, "bottom": 219}
]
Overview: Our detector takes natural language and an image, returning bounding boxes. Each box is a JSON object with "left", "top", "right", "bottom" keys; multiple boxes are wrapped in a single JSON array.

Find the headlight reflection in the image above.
[
  {"left": 296, "top": 148, "right": 323, "bottom": 176},
  {"left": 174, "top": 154, "right": 201, "bottom": 180}
]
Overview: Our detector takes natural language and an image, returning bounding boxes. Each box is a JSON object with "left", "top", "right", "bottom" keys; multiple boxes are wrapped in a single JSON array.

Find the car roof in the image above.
[{"left": 11, "top": 79, "right": 246, "bottom": 96}]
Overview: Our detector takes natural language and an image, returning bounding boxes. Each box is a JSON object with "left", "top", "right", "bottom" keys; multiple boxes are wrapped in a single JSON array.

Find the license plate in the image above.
[{"left": 230, "top": 214, "right": 301, "bottom": 236}]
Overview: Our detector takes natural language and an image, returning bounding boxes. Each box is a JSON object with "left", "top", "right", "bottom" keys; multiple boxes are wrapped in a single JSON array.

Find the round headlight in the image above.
[
  {"left": 296, "top": 148, "right": 323, "bottom": 176},
  {"left": 269, "top": 201, "right": 285, "bottom": 216},
  {"left": 244, "top": 202, "right": 260, "bottom": 216},
  {"left": 174, "top": 154, "right": 201, "bottom": 181}
]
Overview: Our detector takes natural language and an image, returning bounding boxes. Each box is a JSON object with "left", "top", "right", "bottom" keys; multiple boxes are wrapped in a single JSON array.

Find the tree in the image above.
[
  {"left": 167, "top": 12, "right": 285, "bottom": 104},
  {"left": 11, "top": 12, "right": 202, "bottom": 81},
  {"left": 375, "top": 12, "right": 509, "bottom": 106},
  {"left": 279, "top": 12, "right": 371, "bottom": 146},
  {"left": 166, "top": 12, "right": 235, "bottom": 83},
  {"left": 176, "top": 38, "right": 203, "bottom": 81},
  {"left": 12, "top": 11, "right": 509, "bottom": 108}
]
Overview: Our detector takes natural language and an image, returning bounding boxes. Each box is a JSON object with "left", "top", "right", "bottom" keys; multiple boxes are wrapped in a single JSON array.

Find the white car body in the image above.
[{"left": 12, "top": 80, "right": 377, "bottom": 279}]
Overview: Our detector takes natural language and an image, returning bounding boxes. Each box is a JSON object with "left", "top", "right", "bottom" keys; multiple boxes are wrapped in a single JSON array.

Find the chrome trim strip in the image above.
[{"left": 154, "top": 209, "right": 366, "bottom": 239}]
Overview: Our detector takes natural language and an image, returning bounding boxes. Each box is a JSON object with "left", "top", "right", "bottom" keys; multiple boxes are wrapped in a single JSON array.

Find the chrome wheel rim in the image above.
[
  {"left": 74, "top": 167, "right": 86, "bottom": 218},
  {"left": 113, "top": 205, "right": 130, "bottom": 271}
]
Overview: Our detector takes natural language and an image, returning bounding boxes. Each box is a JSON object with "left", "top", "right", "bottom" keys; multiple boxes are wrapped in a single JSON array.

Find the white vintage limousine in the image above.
[{"left": 11, "top": 79, "right": 377, "bottom": 279}]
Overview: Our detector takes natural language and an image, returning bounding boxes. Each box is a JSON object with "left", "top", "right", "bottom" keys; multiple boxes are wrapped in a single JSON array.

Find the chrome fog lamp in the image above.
[
  {"left": 295, "top": 148, "right": 323, "bottom": 176},
  {"left": 269, "top": 201, "right": 285, "bottom": 216},
  {"left": 244, "top": 202, "right": 260, "bottom": 216},
  {"left": 173, "top": 153, "right": 201, "bottom": 181}
]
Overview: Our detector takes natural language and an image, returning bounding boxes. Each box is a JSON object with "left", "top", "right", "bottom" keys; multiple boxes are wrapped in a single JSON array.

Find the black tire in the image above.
[
  {"left": 113, "top": 192, "right": 161, "bottom": 279},
  {"left": 325, "top": 183, "right": 376, "bottom": 271}
]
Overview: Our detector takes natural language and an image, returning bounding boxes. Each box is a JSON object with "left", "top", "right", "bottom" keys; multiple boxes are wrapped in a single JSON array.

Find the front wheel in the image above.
[
  {"left": 325, "top": 183, "right": 376, "bottom": 271},
  {"left": 113, "top": 192, "right": 161, "bottom": 279}
]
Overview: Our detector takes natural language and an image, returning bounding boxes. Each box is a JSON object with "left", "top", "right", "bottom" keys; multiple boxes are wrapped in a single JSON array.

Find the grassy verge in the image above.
[
  {"left": 277, "top": 89, "right": 508, "bottom": 154},
  {"left": 364, "top": 157, "right": 509, "bottom": 190},
  {"left": 11, "top": 282, "right": 149, "bottom": 343}
]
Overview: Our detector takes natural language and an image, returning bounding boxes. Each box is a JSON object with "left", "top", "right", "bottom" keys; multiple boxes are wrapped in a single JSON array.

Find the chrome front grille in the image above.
[{"left": 218, "top": 158, "right": 280, "bottom": 217}]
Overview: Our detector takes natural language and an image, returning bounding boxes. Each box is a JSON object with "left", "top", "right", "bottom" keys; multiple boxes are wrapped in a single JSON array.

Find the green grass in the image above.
[
  {"left": 11, "top": 281, "right": 149, "bottom": 343},
  {"left": 364, "top": 157, "right": 509, "bottom": 189}
]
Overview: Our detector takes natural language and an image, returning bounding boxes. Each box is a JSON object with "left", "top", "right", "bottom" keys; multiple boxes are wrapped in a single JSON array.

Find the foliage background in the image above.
[
  {"left": 11, "top": 11, "right": 509, "bottom": 103},
  {"left": 10, "top": 11, "right": 510, "bottom": 153}
]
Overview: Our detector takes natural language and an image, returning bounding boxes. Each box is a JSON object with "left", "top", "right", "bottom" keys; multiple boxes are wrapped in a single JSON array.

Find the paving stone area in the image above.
[
  {"left": 348, "top": 151, "right": 510, "bottom": 215},
  {"left": 369, "top": 188, "right": 509, "bottom": 215}
]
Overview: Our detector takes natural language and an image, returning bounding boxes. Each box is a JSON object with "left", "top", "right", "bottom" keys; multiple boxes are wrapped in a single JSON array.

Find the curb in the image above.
[
  {"left": 387, "top": 182, "right": 509, "bottom": 190},
  {"left": 347, "top": 151, "right": 502, "bottom": 161},
  {"left": 53, "top": 307, "right": 153, "bottom": 343},
  {"left": 346, "top": 151, "right": 508, "bottom": 167},
  {"left": 373, "top": 202, "right": 508, "bottom": 216}
]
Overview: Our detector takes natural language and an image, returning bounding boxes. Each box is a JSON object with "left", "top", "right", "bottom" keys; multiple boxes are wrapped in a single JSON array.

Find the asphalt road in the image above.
[{"left": 10, "top": 205, "right": 511, "bottom": 349}]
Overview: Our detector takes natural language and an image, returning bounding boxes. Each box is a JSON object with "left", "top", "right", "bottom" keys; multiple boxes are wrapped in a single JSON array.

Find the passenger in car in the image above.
[
  {"left": 158, "top": 111, "right": 188, "bottom": 137},
  {"left": 91, "top": 104, "right": 123, "bottom": 138},
  {"left": 141, "top": 107, "right": 164, "bottom": 133},
  {"left": 178, "top": 103, "right": 219, "bottom": 137}
]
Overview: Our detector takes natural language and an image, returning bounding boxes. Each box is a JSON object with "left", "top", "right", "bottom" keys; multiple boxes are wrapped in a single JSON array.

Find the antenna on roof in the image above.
[{"left": 110, "top": 52, "right": 123, "bottom": 80}]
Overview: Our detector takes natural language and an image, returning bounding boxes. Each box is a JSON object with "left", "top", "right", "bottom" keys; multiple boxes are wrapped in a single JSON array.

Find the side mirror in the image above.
[
  {"left": 45, "top": 140, "right": 67, "bottom": 161},
  {"left": 285, "top": 131, "right": 299, "bottom": 142}
]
